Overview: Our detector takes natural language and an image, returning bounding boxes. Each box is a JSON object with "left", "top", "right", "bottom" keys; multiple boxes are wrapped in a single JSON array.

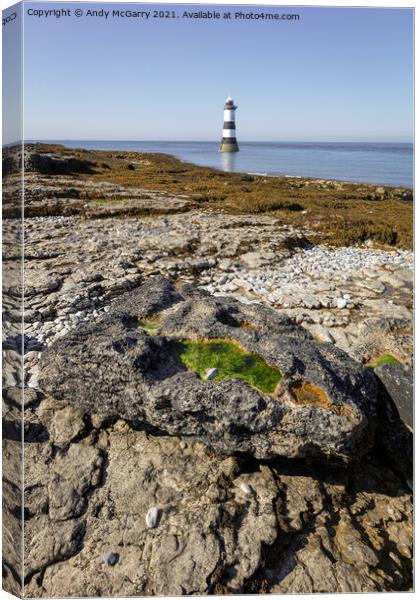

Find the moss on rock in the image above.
[
  {"left": 367, "top": 353, "right": 401, "bottom": 370},
  {"left": 175, "top": 339, "right": 281, "bottom": 394}
]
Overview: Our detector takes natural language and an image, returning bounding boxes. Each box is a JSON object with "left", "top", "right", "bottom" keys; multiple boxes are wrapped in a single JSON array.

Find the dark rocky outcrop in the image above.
[
  {"left": 374, "top": 364, "right": 413, "bottom": 484},
  {"left": 27, "top": 152, "right": 96, "bottom": 175},
  {"left": 2, "top": 152, "right": 21, "bottom": 177},
  {"left": 39, "top": 278, "right": 377, "bottom": 461},
  {"left": 375, "top": 363, "right": 413, "bottom": 430},
  {"left": 2, "top": 145, "right": 96, "bottom": 176}
]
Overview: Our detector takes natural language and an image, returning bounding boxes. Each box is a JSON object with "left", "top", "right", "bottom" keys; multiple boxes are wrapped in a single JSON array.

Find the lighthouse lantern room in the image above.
[{"left": 219, "top": 96, "right": 239, "bottom": 152}]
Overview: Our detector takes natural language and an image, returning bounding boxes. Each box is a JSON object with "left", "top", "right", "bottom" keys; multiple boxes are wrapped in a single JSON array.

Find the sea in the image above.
[{"left": 47, "top": 141, "right": 413, "bottom": 189}]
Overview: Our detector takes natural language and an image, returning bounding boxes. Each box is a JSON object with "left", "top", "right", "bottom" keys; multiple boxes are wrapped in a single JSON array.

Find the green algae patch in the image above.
[
  {"left": 367, "top": 353, "right": 401, "bottom": 370},
  {"left": 175, "top": 339, "right": 281, "bottom": 394},
  {"left": 138, "top": 319, "right": 161, "bottom": 335}
]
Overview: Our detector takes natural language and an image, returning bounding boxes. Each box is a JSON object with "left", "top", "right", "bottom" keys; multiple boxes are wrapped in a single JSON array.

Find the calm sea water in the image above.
[{"left": 49, "top": 141, "right": 413, "bottom": 188}]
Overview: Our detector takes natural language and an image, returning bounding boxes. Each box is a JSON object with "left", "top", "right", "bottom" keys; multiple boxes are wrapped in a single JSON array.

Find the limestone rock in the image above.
[
  {"left": 47, "top": 444, "right": 104, "bottom": 520},
  {"left": 35, "top": 429, "right": 279, "bottom": 596},
  {"left": 23, "top": 427, "right": 413, "bottom": 596},
  {"left": 26, "top": 517, "right": 86, "bottom": 579},
  {"left": 38, "top": 398, "right": 86, "bottom": 446},
  {"left": 2, "top": 145, "right": 413, "bottom": 596},
  {"left": 39, "top": 278, "right": 377, "bottom": 461}
]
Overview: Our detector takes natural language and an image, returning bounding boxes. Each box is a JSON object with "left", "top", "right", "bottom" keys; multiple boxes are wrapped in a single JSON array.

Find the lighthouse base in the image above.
[{"left": 219, "top": 139, "right": 239, "bottom": 153}]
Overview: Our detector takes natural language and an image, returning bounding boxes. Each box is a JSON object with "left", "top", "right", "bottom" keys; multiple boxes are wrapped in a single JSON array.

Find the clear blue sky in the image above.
[{"left": 16, "top": 3, "right": 416, "bottom": 141}]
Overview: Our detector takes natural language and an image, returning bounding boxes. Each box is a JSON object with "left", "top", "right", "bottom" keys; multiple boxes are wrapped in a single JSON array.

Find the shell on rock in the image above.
[
  {"left": 145, "top": 506, "right": 160, "bottom": 528},
  {"left": 205, "top": 368, "right": 219, "bottom": 380},
  {"left": 240, "top": 482, "right": 253, "bottom": 495}
]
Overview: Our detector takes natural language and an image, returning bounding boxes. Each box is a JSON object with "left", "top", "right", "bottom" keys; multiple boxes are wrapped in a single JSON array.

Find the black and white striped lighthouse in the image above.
[{"left": 219, "top": 96, "right": 239, "bottom": 152}]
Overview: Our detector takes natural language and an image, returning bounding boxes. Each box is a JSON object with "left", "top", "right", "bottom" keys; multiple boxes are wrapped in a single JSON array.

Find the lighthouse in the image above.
[{"left": 219, "top": 96, "right": 239, "bottom": 152}]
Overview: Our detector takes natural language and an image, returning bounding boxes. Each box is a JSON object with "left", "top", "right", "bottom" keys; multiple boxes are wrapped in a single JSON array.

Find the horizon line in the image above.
[{"left": 18, "top": 138, "right": 414, "bottom": 145}]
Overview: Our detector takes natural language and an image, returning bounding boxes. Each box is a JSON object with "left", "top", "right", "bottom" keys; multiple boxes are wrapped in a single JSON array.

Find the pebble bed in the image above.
[
  {"left": 2, "top": 213, "right": 414, "bottom": 391},
  {"left": 201, "top": 245, "right": 413, "bottom": 310}
]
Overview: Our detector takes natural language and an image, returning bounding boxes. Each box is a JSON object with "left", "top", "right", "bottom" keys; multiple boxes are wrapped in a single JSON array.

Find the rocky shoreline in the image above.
[{"left": 2, "top": 145, "right": 413, "bottom": 595}]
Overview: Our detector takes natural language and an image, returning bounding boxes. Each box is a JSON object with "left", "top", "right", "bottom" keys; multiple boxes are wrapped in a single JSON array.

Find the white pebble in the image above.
[
  {"left": 240, "top": 482, "right": 253, "bottom": 495},
  {"left": 145, "top": 506, "right": 159, "bottom": 528}
]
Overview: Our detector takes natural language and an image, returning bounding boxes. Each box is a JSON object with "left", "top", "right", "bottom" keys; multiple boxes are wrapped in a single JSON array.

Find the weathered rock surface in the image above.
[
  {"left": 2, "top": 210, "right": 412, "bottom": 365},
  {"left": 12, "top": 416, "right": 411, "bottom": 598},
  {"left": 375, "top": 363, "right": 413, "bottom": 430},
  {"left": 3, "top": 146, "right": 193, "bottom": 218},
  {"left": 2, "top": 145, "right": 413, "bottom": 595},
  {"left": 39, "top": 278, "right": 377, "bottom": 462},
  {"left": 373, "top": 366, "right": 413, "bottom": 485}
]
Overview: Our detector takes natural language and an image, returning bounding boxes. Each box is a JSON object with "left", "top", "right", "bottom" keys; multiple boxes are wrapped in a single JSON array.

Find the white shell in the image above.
[
  {"left": 145, "top": 506, "right": 159, "bottom": 528},
  {"left": 240, "top": 482, "right": 252, "bottom": 495},
  {"left": 205, "top": 368, "right": 218, "bottom": 380}
]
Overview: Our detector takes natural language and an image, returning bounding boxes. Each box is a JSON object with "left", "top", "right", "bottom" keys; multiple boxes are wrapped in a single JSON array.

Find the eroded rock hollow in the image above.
[{"left": 40, "top": 277, "right": 377, "bottom": 461}]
